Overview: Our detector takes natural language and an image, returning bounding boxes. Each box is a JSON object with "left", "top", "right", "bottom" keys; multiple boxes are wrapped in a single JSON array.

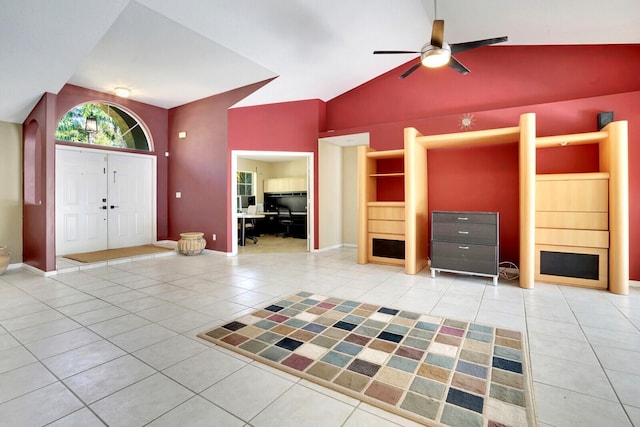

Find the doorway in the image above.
[
  {"left": 55, "top": 146, "right": 156, "bottom": 255},
  {"left": 231, "top": 151, "right": 314, "bottom": 255}
]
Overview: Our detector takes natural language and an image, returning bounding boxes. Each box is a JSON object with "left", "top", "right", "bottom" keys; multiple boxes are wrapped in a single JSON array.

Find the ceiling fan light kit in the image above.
[
  {"left": 373, "top": 19, "right": 507, "bottom": 78},
  {"left": 421, "top": 42, "right": 451, "bottom": 68}
]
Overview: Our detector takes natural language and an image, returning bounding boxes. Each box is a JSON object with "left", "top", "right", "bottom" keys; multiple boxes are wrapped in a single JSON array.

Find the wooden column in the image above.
[
  {"left": 356, "top": 146, "right": 372, "bottom": 264},
  {"left": 404, "top": 127, "right": 428, "bottom": 274},
  {"left": 519, "top": 113, "right": 536, "bottom": 289},
  {"left": 601, "top": 121, "right": 629, "bottom": 294}
]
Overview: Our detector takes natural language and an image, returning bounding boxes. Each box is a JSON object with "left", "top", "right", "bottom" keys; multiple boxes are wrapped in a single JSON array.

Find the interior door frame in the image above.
[
  {"left": 231, "top": 150, "right": 315, "bottom": 255},
  {"left": 55, "top": 144, "right": 158, "bottom": 254}
]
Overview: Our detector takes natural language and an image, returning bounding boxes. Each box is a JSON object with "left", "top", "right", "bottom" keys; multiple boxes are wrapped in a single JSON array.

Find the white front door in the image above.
[
  {"left": 56, "top": 147, "right": 154, "bottom": 255},
  {"left": 107, "top": 153, "right": 153, "bottom": 248},
  {"left": 56, "top": 148, "right": 108, "bottom": 254}
]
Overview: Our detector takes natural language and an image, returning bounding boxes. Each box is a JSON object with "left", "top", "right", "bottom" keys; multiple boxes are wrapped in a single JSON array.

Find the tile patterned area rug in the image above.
[{"left": 198, "top": 292, "right": 536, "bottom": 426}]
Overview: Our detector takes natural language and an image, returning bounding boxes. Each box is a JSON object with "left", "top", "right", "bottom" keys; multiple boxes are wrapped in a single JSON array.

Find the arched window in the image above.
[{"left": 56, "top": 103, "right": 151, "bottom": 151}]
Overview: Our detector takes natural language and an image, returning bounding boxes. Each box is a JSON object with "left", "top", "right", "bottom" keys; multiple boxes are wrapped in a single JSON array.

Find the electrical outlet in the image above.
[{"left": 212, "top": 234, "right": 216, "bottom": 241}]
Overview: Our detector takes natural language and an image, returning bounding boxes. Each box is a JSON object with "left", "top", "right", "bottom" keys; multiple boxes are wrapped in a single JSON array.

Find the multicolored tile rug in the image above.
[{"left": 198, "top": 292, "right": 536, "bottom": 426}]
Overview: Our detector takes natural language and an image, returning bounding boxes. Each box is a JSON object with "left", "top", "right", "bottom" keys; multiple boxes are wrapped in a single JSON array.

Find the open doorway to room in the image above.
[
  {"left": 231, "top": 151, "right": 314, "bottom": 255},
  {"left": 317, "top": 132, "right": 369, "bottom": 251}
]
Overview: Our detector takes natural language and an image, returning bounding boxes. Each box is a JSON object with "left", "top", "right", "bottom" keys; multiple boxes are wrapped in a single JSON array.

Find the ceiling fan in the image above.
[{"left": 373, "top": 18, "right": 507, "bottom": 78}]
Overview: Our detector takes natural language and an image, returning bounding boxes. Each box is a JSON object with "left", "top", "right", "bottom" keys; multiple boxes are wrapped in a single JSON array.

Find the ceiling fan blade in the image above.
[
  {"left": 450, "top": 36, "right": 508, "bottom": 54},
  {"left": 430, "top": 19, "right": 444, "bottom": 48},
  {"left": 448, "top": 56, "right": 470, "bottom": 75},
  {"left": 373, "top": 50, "right": 420, "bottom": 54},
  {"left": 400, "top": 62, "right": 422, "bottom": 79}
]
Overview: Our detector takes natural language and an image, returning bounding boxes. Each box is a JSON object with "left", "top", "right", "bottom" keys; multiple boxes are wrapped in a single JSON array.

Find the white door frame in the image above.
[
  {"left": 55, "top": 145, "right": 157, "bottom": 254},
  {"left": 231, "top": 150, "right": 315, "bottom": 255}
]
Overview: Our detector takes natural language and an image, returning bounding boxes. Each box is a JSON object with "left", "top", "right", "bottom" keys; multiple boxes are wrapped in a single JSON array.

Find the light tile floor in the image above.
[{"left": 0, "top": 248, "right": 638, "bottom": 426}]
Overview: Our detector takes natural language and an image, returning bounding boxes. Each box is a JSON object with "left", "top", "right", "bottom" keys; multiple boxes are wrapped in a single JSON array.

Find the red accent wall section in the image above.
[
  {"left": 228, "top": 99, "right": 326, "bottom": 249},
  {"left": 168, "top": 81, "right": 272, "bottom": 252},
  {"left": 324, "top": 45, "right": 640, "bottom": 280},
  {"left": 22, "top": 93, "right": 56, "bottom": 272},
  {"left": 329, "top": 45, "right": 640, "bottom": 130},
  {"left": 56, "top": 85, "right": 170, "bottom": 238}
]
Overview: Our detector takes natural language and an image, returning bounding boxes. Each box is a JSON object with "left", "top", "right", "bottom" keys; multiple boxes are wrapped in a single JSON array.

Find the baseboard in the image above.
[{"left": 630, "top": 280, "right": 640, "bottom": 288}]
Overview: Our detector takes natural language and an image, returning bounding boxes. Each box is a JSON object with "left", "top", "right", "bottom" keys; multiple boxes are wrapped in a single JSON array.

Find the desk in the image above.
[{"left": 238, "top": 213, "right": 265, "bottom": 246}]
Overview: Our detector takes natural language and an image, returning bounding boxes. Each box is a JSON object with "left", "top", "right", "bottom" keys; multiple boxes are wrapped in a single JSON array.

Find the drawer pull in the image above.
[
  {"left": 458, "top": 246, "right": 470, "bottom": 250},
  {"left": 458, "top": 217, "right": 469, "bottom": 221},
  {"left": 457, "top": 231, "right": 469, "bottom": 234}
]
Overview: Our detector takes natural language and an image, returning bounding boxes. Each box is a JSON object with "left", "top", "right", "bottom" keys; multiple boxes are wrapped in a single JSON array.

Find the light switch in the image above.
[
  {"left": 176, "top": 192, "right": 181, "bottom": 198},
  {"left": 178, "top": 131, "right": 187, "bottom": 139}
]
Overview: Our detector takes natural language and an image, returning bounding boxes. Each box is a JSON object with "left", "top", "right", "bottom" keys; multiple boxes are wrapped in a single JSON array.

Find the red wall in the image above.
[
  {"left": 323, "top": 45, "right": 640, "bottom": 280},
  {"left": 22, "top": 93, "right": 56, "bottom": 272},
  {"left": 167, "top": 81, "right": 271, "bottom": 251},
  {"left": 228, "top": 99, "right": 327, "bottom": 248}
]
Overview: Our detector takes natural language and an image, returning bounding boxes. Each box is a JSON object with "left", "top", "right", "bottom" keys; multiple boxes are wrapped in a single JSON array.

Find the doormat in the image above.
[
  {"left": 198, "top": 292, "right": 536, "bottom": 427},
  {"left": 63, "top": 245, "right": 174, "bottom": 263}
]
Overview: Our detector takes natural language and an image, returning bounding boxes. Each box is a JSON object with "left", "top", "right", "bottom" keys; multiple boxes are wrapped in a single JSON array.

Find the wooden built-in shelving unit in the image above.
[{"left": 357, "top": 113, "right": 630, "bottom": 294}]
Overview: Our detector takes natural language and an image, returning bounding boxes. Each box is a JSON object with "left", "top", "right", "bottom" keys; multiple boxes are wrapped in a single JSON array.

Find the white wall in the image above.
[
  {"left": 0, "top": 121, "right": 23, "bottom": 263},
  {"left": 318, "top": 141, "right": 343, "bottom": 248}
]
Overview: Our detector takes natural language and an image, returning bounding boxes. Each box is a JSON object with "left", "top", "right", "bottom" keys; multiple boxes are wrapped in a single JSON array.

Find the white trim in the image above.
[{"left": 231, "top": 150, "right": 315, "bottom": 255}]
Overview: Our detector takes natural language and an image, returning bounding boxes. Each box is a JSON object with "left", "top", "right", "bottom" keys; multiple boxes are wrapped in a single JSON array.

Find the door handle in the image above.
[
  {"left": 99, "top": 206, "right": 107, "bottom": 210},
  {"left": 110, "top": 205, "right": 120, "bottom": 209}
]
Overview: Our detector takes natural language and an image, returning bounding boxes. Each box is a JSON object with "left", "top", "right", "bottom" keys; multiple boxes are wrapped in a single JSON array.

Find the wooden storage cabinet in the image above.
[
  {"left": 264, "top": 177, "right": 307, "bottom": 193},
  {"left": 534, "top": 173, "right": 609, "bottom": 289},
  {"left": 430, "top": 211, "right": 499, "bottom": 286},
  {"left": 358, "top": 147, "right": 409, "bottom": 267}
]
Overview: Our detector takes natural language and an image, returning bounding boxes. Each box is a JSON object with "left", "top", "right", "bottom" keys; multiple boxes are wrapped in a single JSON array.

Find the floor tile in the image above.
[
  {"left": 12, "top": 317, "right": 82, "bottom": 344},
  {"left": 0, "top": 308, "right": 65, "bottom": 332},
  {"left": 528, "top": 332, "right": 600, "bottom": 366},
  {"left": 90, "top": 373, "right": 193, "bottom": 427},
  {"left": 251, "top": 383, "right": 355, "bottom": 427},
  {"left": 133, "top": 335, "right": 208, "bottom": 370},
  {"left": 0, "top": 382, "right": 83, "bottom": 427},
  {"left": 64, "top": 355, "right": 156, "bottom": 404},
  {"left": 25, "top": 327, "right": 102, "bottom": 359},
  {"left": 0, "top": 345, "right": 37, "bottom": 374},
  {"left": 42, "top": 339, "right": 126, "bottom": 379},
  {"left": 108, "top": 323, "right": 177, "bottom": 352},
  {"left": 87, "top": 313, "right": 151, "bottom": 338},
  {"left": 70, "top": 306, "right": 129, "bottom": 326},
  {"left": 605, "top": 369, "right": 640, "bottom": 408},
  {"left": 163, "top": 347, "right": 246, "bottom": 392},
  {"left": 0, "top": 362, "right": 58, "bottom": 404},
  {"left": 531, "top": 353, "right": 617, "bottom": 401},
  {"left": 534, "top": 382, "right": 632, "bottom": 426},
  {"left": 47, "top": 407, "right": 106, "bottom": 426},
  {"left": 146, "top": 395, "right": 244, "bottom": 426},
  {"left": 201, "top": 363, "right": 294, "bottom": 421},
  {"left": 592, "top": 345, "right": 640, "bottom": 376}
]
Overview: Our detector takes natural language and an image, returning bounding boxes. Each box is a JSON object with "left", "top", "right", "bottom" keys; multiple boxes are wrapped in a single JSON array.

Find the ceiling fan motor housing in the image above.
[{"left": 421, "top": 42, "right": 451, "bottom": 68}]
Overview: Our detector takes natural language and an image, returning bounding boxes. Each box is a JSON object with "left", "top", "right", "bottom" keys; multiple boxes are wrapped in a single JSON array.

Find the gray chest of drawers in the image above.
[{"left": 430, "top": 211, "right": 499, "bottom": 286}]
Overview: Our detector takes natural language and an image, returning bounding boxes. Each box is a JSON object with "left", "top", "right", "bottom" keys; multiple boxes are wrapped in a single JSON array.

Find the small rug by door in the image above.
[
  {"left": 63, "top": 245, "right": 174, "bottom": 263},
  {"left": 198, "top": 291, "right": 536, "bottom": 427}
]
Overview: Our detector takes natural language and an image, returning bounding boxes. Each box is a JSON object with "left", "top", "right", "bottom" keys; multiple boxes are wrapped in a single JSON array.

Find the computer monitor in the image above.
[{"left": 238, "top": 195, "right": 256, "bottom": 209}]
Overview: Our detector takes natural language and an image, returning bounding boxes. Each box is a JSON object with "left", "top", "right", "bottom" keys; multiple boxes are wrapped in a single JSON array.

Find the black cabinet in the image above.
[{"left": 430, "top": 211, "right": 499, "bottom": 286}]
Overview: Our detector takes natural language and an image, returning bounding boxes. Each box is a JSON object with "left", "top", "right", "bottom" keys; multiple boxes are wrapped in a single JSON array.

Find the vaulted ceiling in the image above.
[{"left": 2, "top": 0, "right": 638, "bottom": 123}]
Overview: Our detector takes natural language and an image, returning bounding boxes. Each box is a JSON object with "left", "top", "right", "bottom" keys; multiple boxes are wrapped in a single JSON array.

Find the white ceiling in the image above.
[{"left": 1, "top": 0, "right": 638, "bottom": 124}]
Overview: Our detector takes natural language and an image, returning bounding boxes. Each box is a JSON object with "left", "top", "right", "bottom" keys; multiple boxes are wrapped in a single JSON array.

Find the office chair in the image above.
[
  {"left": 244, "top": 205, "right": 259, "bottom": 244},
  {"left": 276, "top": 205, "right": 293, "bottom": 238}
]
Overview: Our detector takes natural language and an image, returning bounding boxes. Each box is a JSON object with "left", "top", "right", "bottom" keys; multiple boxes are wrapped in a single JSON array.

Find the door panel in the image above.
[
  {"left": 107, "top": 153, "right": 153, "bottom": 248},
  {"left": 55, "top": 149, "right": 108, "bottom": 255}
]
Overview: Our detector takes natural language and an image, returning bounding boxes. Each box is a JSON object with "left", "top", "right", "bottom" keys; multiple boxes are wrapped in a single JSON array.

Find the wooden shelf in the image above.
[
  {"left": 536, "top": 131, "right": 608, "bottom": 148},
  {"left": 366, "top": 149, "right": 404, "bottom": 159},
  {"left": 370, "top": 172, "right": 404, "bottom": 177}
]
